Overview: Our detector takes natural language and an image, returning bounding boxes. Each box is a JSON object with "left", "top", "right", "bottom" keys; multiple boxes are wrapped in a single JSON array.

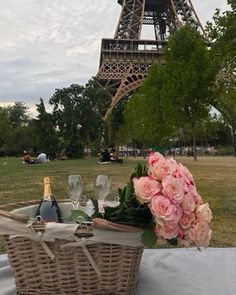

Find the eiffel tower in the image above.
[{"left": 96, "top": 0, "right": 206, "bottom": 119}]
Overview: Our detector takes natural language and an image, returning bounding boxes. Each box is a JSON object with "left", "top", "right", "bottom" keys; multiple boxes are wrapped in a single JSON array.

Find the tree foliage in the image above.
[
  {"left": 82, "top": 78, "right": 109, "bottom": 153},
  {"left": 84, "top": 78, "right": 111, "bottom": 117},
  {"left": 106, "top": 100, "right": 126, "bottom": 146},
  {"left": 206, "top": 2, "right": 236, "bottom": 155},
  {"left": 33, "top": 98, "right": 59, "bottom": 154},
  {"left": 49, "top": 84, "right": 86, "bottom": 157},
  {"left": 117, "top": 77, "right": 174, "bottom": 148},
  {"left": 162, "top": 27, "right": 214, "bottom": 132},
  {"left": 0, "top": 107, "right": 12, "bottom": 152},
  {"left": 119, "top": 26, "right": 214, "bottom": 159},
  {"left": 6, "top": 101, "right": 29, "bottom": 127},
  {"left": 49, "top": 81, "right": 108, "bottom": 157},
  {"left": 206, "top": 1, "right": 235, "bottom": 62}
]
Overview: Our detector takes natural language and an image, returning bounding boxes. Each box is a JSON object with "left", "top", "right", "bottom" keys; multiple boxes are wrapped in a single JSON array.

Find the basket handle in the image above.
[
  {"left": 92, "top": 218, "right": 142, "bottom": 233},
  {"left": 0, "top": 210, "right": 29, "bottom": 223}
]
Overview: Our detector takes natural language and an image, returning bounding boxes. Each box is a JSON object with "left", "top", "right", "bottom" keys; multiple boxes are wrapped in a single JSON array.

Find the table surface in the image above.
[{"left": 0, "top": 247, "right": 235, "bottom": 295}]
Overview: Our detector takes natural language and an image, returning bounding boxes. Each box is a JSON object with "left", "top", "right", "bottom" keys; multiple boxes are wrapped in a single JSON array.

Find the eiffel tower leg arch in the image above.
[{"left": 104, "top": 63, "right": 148, "bottom": 119}]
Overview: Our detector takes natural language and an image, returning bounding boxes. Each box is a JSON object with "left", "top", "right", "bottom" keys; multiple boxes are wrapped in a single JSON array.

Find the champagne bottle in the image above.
[{"left": 36, "top": 177, "right": 62, "bottom": 223}]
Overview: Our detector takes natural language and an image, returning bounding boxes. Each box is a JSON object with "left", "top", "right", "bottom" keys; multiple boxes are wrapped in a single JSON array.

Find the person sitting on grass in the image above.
[
  {"left": 37, "top": 152, "right": 49, "bottom": 163},
  {"left": 22, "top": 151, "right": 37, "bottom": 164},
  {"left": 110, "top": 148, "right": 124, "bottom": 164},
  {"left": 110, "top": 148, "right": 118, "bottom": 162},
  {"left": 98, "top": 148, "right": 111, "bottom": 163}
]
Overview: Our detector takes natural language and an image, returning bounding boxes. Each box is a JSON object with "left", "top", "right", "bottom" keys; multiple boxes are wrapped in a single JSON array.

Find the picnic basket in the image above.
[{"left": 0, "top": 200, "right": 143, "bottom": 295}]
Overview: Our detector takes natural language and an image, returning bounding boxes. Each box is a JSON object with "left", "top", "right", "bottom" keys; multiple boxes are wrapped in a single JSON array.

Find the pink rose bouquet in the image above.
[
  {"left": 132, "top": 152, "right": 212, "bottom": 248},
  {"left": 94, "top": 151, "right": 212, "bottom": 248}
]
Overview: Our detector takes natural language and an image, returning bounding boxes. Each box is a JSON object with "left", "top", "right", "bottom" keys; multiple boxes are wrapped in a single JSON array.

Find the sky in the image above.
[{"left": 0, "top": 0, "right": 229, "bottom": 116}]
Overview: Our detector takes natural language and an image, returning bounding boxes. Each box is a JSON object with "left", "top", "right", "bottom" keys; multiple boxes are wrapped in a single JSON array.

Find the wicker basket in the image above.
[{"left": 0, "top": 202, "right": 143, "bottom": 295}]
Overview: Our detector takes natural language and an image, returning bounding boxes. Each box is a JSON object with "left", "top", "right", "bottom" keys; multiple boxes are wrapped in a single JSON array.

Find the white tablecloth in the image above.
[{"left": 0, "top": 247, "right": 235, "bottom": 295}]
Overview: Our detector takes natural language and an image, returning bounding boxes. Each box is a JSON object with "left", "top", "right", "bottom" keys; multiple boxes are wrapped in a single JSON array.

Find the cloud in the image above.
[
  {"left": 0, "top": 102, "right": 14, "bottom": 107},
  {"left": 194, "top": 0, "right": 229, "bottom": 24}
]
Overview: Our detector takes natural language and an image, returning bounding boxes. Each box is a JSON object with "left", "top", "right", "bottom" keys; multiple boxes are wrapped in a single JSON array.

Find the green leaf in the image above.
[
  {"left": 141, "top": 229, "right": 157, "bottom": 248},
  {"left": 91, "top": 211, "right": 103, "bottom": 219},
  {"left": 125, "top": 183, "right": 133, "bottom": 202},
  {"left": 90, "top": 197, "right": 99, "bottom": 212},
  {"left": 118, "top": 188, "right": 122, "bottom": 197},
  {"left": 70, "top": 209, "right": 90, "bottom": 222},
  {"left": 143, "top": 164, "right": 148, "bottom": 175},
  {"left": 136, "top": 163, "right": 143, "bottom": 177},
  {"left": 119, "top": 187, "right": 126, "bottom": 203},
  {"left": 130, "top": 172, "right": 138, "bottom": 181},
  {"left": 104, "top": 206, "right": 119, "bottom": 216}
]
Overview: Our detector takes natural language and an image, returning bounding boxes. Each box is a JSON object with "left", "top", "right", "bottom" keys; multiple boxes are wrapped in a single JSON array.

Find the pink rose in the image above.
[
  {"left": 150, "top": 195, "right": 180, "bottom": 221},
  {"left": 180, "top": 211, "right": 196, "bottom": 229},
  {"left": 196, "top": 203, "right": 212, "bottom": 223},
  {"left": 162, "top": 176, "right": 185, "bottom": 204},
  {"left": 187, "top": 184, "right": 197, "bottom": 196},
  {"left": 171, "top": 205, "right": 183, "bottom": 224},
  {"left": 178, "top": 227, "right": 191, "bottom": 247},
  {"left": 187, "top": 185, "right": 203, "bottom": 205},
  {"left": 181, "top": 191, "right": 196, "bottom": 212},
  {"left": 189, "top": 221, "right": 212, "bottom": 248},
  {"left": 148, "top": 152, "right": 164, "bottom": 166},
  {"left": 133, "top": 176, "right": 161, "bottom": 203},
  {"left": 174, "top": 163, "right": 194, "bottom": 185},
  {"left": 155, "top": 222, "right": 179, "bottom": 240},
  {"left": 149, "top": 159, "right": 177, "bottom": 181},
  {"left": 195, "top": 193, "right": 203, "bottom": 205},
  {"left": 178, "top": 228, "right": 192, "bottom": 247}
]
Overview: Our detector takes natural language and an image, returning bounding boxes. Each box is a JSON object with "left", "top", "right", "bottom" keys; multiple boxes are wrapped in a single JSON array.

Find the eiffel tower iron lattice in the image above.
[{"left": 96, "top": 0, "right": 206, "bottom": 119}]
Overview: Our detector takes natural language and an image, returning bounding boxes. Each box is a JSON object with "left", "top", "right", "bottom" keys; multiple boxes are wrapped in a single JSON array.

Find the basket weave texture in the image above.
[{"left": 1, "top": 204, "right": 143, "bottom": 295}]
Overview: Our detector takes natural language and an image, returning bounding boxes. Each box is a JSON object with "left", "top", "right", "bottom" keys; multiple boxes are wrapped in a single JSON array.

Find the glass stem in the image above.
[
  {"left": 72, "top": 201, "right": 79, "bottom": 210},
  {"left": 75, "top": 202, "right": 79, "bottom": 210}
]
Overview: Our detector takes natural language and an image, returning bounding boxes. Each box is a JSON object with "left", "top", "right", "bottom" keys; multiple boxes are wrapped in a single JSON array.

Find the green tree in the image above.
[
  {"left": 50, "top": 83, "right": 106, "bottom": 157},
  {"left": 206, "top": 2, "right": 236, "bottom": 155},
  {"left": 4, "top": 101, "right": 32, "bottom": 155},
  {"left": 49, "top": 84, "right": 85, "bottom": 158},
  {"left": 106, "top": 100, "right": 127, "bottom": 146},
  {"left": 83, "top": 78, "right": 110, "bottom": 153},
  {"left": 6, "top": 101, "right": 29, "bottom": 127},
  {"left": 84, "top": 78, "right": 111, "bottom": 117},
  {"left": 214, "top": 86, "right": 236, "bottom": 155},
  {"left": 117, "top": 58, "right": 177, "bottom": 148},
  {"left": 161, "top": 26, "right": 214, "bottom": 161},
  {"left": 206, "top": 1, "right": 235, "bottom": 63},
  {"left": 0, "top": 107, "right": 12, "bottom": 154},
  {"left": 34, "top": 98, "right": 59, "bottom": 155},
  {"left": 8, "top": 123, "right": 36, "bottom": 155},
  {"left": 117, "top": 80, "right": 174, "bottom": 148},
  {"left": 171, "top": 115, "right": 224, "bottom": 153},
  {"left": 120, "top": 26, "right": 214, "bottom": 160},
  {"left": 209, "top": 117, "right": 233, "bottom": 147}
]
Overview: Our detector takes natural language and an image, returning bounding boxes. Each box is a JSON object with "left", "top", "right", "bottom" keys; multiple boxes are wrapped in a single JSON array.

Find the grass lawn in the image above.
[{"left": 0, "top": 156, "right": 235, "bottom": 247}]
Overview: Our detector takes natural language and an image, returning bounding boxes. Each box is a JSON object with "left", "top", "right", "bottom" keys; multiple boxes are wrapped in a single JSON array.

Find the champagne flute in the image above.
[
  {"left": 67, "top": 175, "right": 84, "bottom": 210},
  {"left": 94, "top": 175, "right": 112, "bottom": 213},
  {"left": 94, "top": 175, "right": 112, "bottom": 201}
]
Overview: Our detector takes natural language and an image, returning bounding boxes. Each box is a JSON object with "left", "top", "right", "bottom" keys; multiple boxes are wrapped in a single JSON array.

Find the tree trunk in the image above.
[
  {"left": 231, "top": 127, "right": 236, "bottom": 157},
  {"left": 192, "top": 133, "right": 197, "bottom": 161},
  {"left": 200, "top": 139, "right": 204, "bottom": 157},
  {"left": 86, "top": 132, "right": 91, "bottom": 156}
]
